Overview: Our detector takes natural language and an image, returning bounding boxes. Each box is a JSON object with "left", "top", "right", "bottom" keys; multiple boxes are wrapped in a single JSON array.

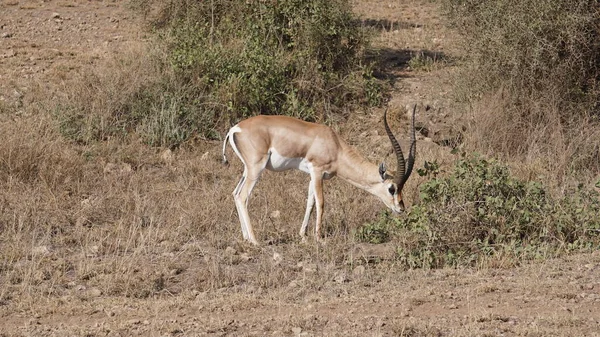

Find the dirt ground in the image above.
[{"left": 1, "top": 0, "right": 600, "bottom": 336}]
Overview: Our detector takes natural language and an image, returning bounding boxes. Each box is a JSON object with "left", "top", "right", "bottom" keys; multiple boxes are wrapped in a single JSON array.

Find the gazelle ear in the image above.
[{"left": 378, "top": 163, "right": 386, "bottom": 181}]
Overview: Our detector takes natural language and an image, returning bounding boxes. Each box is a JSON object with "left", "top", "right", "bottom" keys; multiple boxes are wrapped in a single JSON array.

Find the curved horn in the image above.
[
  {"left": 400, "top": 105, "right": 417, "bottom": 189},
  {"left": 383, "top": 108, "right": 406, "bottom": 186}
]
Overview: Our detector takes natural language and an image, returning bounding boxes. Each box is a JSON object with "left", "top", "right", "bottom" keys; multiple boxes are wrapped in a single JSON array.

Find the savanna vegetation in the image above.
[
  {"left": 1, "top": 0, "right": 600, "bottom": 334},
  {"left": 57, "top": 0, "right": 380, "bottom": 147},
  {"left": 358, "top": 0, "right": 600, "bottom": 266},
  {"left": 446, "top": 0, "right": 600, "bottom": 180}
]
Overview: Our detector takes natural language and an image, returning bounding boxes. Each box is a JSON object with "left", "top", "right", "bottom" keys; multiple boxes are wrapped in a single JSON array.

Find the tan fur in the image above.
[{"left": 224, "top": 115, "right": 407, "bottom": 244}]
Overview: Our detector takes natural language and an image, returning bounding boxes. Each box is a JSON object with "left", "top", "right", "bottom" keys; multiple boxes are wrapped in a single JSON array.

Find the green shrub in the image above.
[
  {"left": 134, "top": 0, "right": 375, "bottom": 141},
  {"left": 367, "top": 155, "right": 600, "bottom": 268},
  {"left": 162, "top": 0, "right": 373, "bottom": 118},
  {"left": 355, "top": 214, "right": 392, "bottom": 244}
]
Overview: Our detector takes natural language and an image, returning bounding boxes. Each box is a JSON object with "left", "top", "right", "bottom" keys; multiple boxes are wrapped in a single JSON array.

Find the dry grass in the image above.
[
  {"left": 0, "top": 100, "right": 441, "bottom": 308},
  {"left": 0, "top": 62, "right": 456, "bottom": 323},
  {"left": 464, "top": 88, "right": 600, "bottom": 188}
]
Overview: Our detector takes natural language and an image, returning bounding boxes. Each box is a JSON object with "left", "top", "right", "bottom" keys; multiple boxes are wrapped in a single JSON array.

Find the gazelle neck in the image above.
[{"left": 336, "top": 140, "right": 382, "bottom": 193}]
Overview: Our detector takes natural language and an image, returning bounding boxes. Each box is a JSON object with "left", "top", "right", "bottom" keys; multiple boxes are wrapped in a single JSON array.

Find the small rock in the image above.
[
  {"left": 32, "top": 245, "right": 50, "bottom": 255},
  {"left": 240, "top": 253, "right": 251, "bottom": 262},
  {"left": 75, "top": 216, "right": 90, "bottom": 227},
  {"left": 297, "top": 261, "right": 317, "bottom": 273},
  {"left": 406, "top": 104, "right": 416, "bottom": 116},
  {"left": 51, "top": 13, "right": 61, "bottom": 19},
  {"left": 161, "top": 149, "right": 174, "bottom": 165},
  {"left": 80, "top": 197, "right": 92, "bottom": 208},
  {"left": 160, "top": 240, "right": 172, "bottom": 248},
  {"left": 291, "top": 327, "right": 302, "bottom": 335},
  {"left": 1, "top": 49, "right": 16, "bottom": 58},
  {"left": 169, "top": 268, "right": 182, "bottom": 276},
  {"left": 103, "top": 162, "right": 132, "bottom": 174},
  {"left": 87, "top": 288, "right": 102, "bottom": 297},
  {"left": 89, "top": 245, "right": 99, "bottom": 254},
  {"left": 334, "top": 272, "right": 350, "bottom": 284},
  {"left": 352, "top": 265, "right": 366, "bottom": 276},
  {"left": 1, "top": 32, "right": 13, "bottom": 38},
  {"left": 273, "top": 252, "right": 283, "bottom": 264},
  {"left": 224, "top": 246, "right": 237, "bottom": 256},
  {"left": 121, "top": 163, "right": 133, "bottom": 173},
  {"left": 270, "top": 210, "right": 281, "bottom": 218}
]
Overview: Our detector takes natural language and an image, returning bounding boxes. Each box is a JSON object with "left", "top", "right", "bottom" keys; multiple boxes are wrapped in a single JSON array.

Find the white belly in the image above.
[{"left": 266, "top": 148, "right": 311, "bottom": 174}]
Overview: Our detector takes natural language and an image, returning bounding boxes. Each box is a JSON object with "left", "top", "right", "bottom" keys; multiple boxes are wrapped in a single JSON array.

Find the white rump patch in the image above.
[{"left": 267, "top": 148, "right": 311, "bottom": 174}]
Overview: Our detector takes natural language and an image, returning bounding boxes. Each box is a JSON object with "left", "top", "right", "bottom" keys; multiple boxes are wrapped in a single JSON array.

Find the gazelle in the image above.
[{"left": 222, "top": 106, "right": 416, "bottom": 244}]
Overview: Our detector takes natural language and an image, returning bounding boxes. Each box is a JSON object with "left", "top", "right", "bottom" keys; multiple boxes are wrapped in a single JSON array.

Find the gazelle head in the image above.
[{"left": 375, "top": 106, "right": 416, "bottom": 213}]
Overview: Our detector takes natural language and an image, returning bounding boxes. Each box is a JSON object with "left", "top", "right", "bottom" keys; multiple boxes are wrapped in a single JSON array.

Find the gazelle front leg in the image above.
[
  {"left": 299, "top": 182, "right": 315, "bottom": 240},
  {"left": 310, "top": 169, "right": 325, "bottom": 242}
]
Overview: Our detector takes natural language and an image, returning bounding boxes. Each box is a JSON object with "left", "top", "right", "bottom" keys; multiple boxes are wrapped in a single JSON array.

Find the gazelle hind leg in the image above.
[
  {"left": 228, "top": 129, "right": 253, "bottom": 240},
  {"left": 234, "top": 179, "right": 257, "bottom": 244},
  {"left": 233, "top": 157, "right": 269, "bottom": 244},
  {"left": 232, "top": 173, "right": 249, "bottom": 240}
]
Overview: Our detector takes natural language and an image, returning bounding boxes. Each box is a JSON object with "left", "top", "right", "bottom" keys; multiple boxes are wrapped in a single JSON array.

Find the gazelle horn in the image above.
[
  {"left": 383, "top": 105, "right": 417, "bottom": 189},
  {"left": 383, "top": 107, "right": 406, "bottom": 186},
  {"left": 402, "top": 105, "right": 417, "bottom": 189}
]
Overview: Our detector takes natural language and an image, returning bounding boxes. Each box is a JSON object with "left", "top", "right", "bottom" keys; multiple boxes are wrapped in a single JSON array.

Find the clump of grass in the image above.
[
  {"left": 407, "top": 51, "right": 445, "bottom": 72},
  {"left": 362, "top": 155, "right": 600, "bottom": 269},
  {"left": 54, "top": 43, "right": 212, "bottom": 147}
]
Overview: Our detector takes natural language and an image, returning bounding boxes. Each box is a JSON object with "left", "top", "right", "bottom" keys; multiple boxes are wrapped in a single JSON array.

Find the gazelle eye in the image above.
[{"left": 388, "top": 185, "right": 396, "bottom": 195}]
